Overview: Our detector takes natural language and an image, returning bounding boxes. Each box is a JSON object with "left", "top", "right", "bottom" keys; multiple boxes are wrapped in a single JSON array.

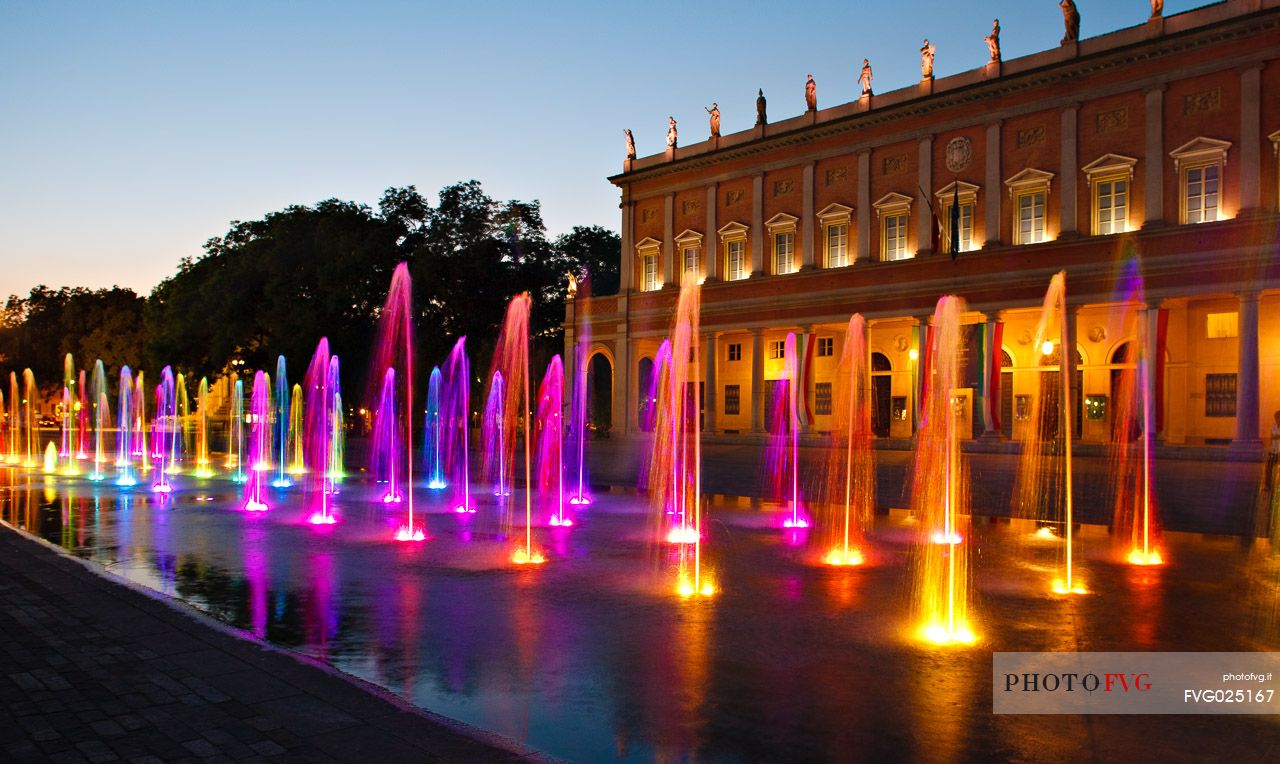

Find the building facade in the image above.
[{"left": 566, "top": 0, "right": 1280, "bottom": 452}]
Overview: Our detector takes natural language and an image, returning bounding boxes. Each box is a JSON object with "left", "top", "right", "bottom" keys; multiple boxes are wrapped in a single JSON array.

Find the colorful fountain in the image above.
[
  {"left": 820, "top": 315, "right": 873, "bottom": 567},
  {"left": 911, "top": 296, "right": 975, "bottom": 644}
]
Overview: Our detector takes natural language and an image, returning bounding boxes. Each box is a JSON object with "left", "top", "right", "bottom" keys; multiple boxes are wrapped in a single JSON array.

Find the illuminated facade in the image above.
[{"left": 567, "top": 0, "right": 1280, "bottom": 451}]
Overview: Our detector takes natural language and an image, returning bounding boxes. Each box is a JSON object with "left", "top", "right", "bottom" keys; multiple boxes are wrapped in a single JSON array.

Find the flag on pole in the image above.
[{"left": 794, "top": 332, "right": 817, "bottom": 427}]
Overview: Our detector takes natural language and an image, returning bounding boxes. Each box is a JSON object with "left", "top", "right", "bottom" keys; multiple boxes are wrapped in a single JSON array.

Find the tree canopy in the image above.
[{"left": 2, "top": 180, "right": 620, "bottom": 401}]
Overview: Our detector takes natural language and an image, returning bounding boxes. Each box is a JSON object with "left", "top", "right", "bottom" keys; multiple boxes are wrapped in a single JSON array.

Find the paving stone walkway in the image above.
[{"left": 0, "top": 524, "right": 541, "bottom": 763}]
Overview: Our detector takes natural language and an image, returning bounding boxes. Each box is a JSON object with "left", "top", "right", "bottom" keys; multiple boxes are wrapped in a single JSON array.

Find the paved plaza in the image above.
[{"left": 0, "top": 525, "right": 535, "bottom": 763}]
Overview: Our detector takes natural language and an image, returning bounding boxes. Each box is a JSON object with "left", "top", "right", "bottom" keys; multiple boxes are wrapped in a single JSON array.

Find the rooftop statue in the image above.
[
  {"left": 666, "top": 116, "right": 678, "bottom": 149},
  {"left": 1060, "top": 0, "right": 1080, "bottom": 44},
  {"left": 920, "top": 39, "right": 936, "bottom": 79},
  {"left": 859, "top": 59, "right": 873, "bottom": 97},
  {"left": 624, "top": 129, "right": 636, "bottom": 160},
  {"left": 805, "top": 74, "right": 817, "bottom": 111},
  {"left": 706, "top": 103, "right": 721, "bottom": 138},
  {"left": 985, "top": 19, "right": 1001, "bottom": 62},
  {"left": 756, "top": 89, "right": 767, "bottom": 126}
]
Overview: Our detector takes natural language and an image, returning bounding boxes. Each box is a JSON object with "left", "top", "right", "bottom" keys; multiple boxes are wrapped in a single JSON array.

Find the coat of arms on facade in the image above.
[{"left": 945, "top": 137, "right": 973, "bottom": 173}]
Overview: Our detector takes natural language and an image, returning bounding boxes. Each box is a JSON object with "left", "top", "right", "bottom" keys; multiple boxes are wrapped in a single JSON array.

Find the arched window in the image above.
[
  {"left": 871, "top": 352, "right": 892, "bottom": 372},
  {"left": 870, "top": 352, "right": 892, "bottom": 437}
]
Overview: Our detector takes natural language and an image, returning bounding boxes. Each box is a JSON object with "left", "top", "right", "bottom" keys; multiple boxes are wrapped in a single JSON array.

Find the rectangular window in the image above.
[
  {"left": 1206, "top": 312, "right": 1239, "bottom": 339},
  {"left": 883, "top": 213, "right": 909, "bottom": 261},
  {"left": 642, "top": 253, "right": 659, "bottom": 291},
  {"left": 1205, "top": 373, "right": 1237, "bottom": 417},
  {"left": 768, "top": 339, "right": 785, "bottom": 360},
  {"left": 727, "top": 343, "right": 742, "bottom": 362},
  {"left": 825, "top": 223, "right": 849, "bottom": 267},
  {"left": 682, "top": 246, "right": 700, "bottom": 275},
  {"left": 943, "top": 202, "right": 973, "bottom": 253},
  {"left": 1095, "top": 178, "right": 1128, "bottom": 235},
  {"left": 723, "top": 384, "right": 740, "bottom": 416},
  {"left": 816, "top": 337, "right": 834, "bottom": 357},
  {"left": 1016, "top": 191, "right": 1046, "bottom": 244},
  {"left": 726, "top": 240, "right": 746, "bottom": 281},
  {"left": 1185, "top": 164, "right": 1220, "bottom": 224},
  {"left": 815, "top": 382, "right": 833, "bottom": 416},
  {"left": 774, "top": 232, "right": 795, "bottom": 274}
]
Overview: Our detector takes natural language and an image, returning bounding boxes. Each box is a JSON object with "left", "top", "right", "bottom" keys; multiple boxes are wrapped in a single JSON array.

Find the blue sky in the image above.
[{"left": 0, "top": 0, "right": 1205, "bottom": 296}]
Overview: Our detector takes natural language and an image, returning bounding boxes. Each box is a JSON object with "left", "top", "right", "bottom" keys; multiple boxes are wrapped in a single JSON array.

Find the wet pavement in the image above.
[{"left": 3, "top": 466, "right": 1280, "bottom": 762}]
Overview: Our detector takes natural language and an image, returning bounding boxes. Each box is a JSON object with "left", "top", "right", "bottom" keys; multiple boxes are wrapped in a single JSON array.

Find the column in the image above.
[
  {"left": 1143, "top": 306, "right": 1161, "bottom": 441},
  {"left": 751, "top": 174, "right": 765, "bottom": 276},
  {"left": 801, "top": 162, "right": 816, "bottom": 269},
  {"left": 1240, "top": 65, "right": 1262, "bottom": 214},
  {"left": 984, "top": 121, "right": 1001, "bottom": 248},
  {"left": 614, "top": 334, "right": 630, "bottom": 435},
  {"left": 619, "top": 199, "right": 633, "bottom": 293},
  {"left": 917, "top": 136, "right": 933, "bottom": 256},
  {"left": 1065, "top": 304, "right": 1079, "bottom": 441},
  {"left": 662, "top": 193, "right": 675, "bottom": 287},
  {"left": 1060, "top": 105, "right": 1078, "bottom": 236},
  {"left": 704, "top": 183, "right": 719, "bottom": 280},
  {"left": 1233, "top": 290, "right": 1262, "bottom": 450},
  {"left": 750, "top": 329, "right": 766, "bottom": 433},
  {"left": 703, "top": 333, "right": 718, "bottom": 434},
  {"left": 857, "top": 151, "right": 871, "bottom": 262},
  {"left": 1143, "top": 85, "right": 1165, "bottom": 227}
]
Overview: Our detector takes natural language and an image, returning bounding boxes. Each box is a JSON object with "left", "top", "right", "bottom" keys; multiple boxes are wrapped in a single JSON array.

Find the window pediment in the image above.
[
  {"left": 816, "top": 202, "right": 854, "bottom": 223},
  {"left": 764, "top": 212, "right": 799, "bottom": 233},
  {"left": 635, "top": 236, "right": 661, "bottom": 252},
  {"left": 934, "top": 181, "right": 979, "bottom": 205},
  {"left": 1169, "top": 137, "right": 1231, "bottom": 172},
  {"left": 1081, "top": 154, "right": 1138, "bottom": 185},
  {"left": 673, "top": 229, "right": 704, "bottom": 247},
  {"left": 1271, "top": 130, "right": 1280, "bottom": 158},
  {"left": 717, "top": 221, "right": 749, "bottom": 241},
  {"left": 872, "top": 192, "right": 913, "bottom": 214},
  {"left": 1004, "top": 168, "right": 1054, "bottom": 197}
]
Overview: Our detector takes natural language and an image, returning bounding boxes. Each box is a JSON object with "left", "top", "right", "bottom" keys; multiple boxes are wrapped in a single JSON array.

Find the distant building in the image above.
[{"left": 567, "top": 0, "right": 1280, "bottom": 452}]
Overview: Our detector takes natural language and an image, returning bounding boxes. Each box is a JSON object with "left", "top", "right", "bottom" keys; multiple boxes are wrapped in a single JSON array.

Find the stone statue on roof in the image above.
[
  {"left": 1059, "top": 0, "right": 1080, "bottom": 44},
  {"left": 756, "top": 89, "right": 767, "bottom": 126},
  {"left": 624, "top": 129, "right": 636, "bottom": 160},
  {"left": 706, "top": 103, "right": 721, "bottom": 138},
  {"left": 1150, "top": 0, "right": 1163, "bottom": 19},
  {"left": 920, "top": 39, "right": 936, "bottom": 79},
  {"left": 859, "top": 59, "right": 873, "bottom": 97},
  {"left": 805, "top": 74, "right": 817, "bottom": 111},
  {"left": 985, "top": 19, "right": 1001, "bottom": 62},
  {"left": 666, "top": 116, "right": 678, "bottom": 149}
]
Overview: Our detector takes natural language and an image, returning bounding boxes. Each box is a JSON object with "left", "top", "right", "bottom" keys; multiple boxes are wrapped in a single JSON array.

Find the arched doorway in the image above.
[
  {"left": 1038, "top": 346, "right": 1084, "bottom": 439},
  {"left": 637, "top": 357, "right": 655, "bottom": 433},
  {"left": 871, "top": 352, "right": 892, "bottom": 438},
  {"left": 587, "top": 351, "right": 613, "bottom": 435},
  {"left": 1109, "top": 342, "right": 1140, "bottom": 441}
]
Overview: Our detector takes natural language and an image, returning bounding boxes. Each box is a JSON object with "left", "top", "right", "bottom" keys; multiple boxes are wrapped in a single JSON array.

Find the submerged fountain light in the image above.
[
  {"left": 666, "top": 525, "right": 700, "bottom": 544},
  {"left": 919, "top": 623, "right": 977, "bottom": 646},
  {"left": 394, "top": 525, "right": 425, "bottom": 541},
  {"left": 783, "top": 517, "right": 810, "bottom": 529},
  {"left": 1127, "top": 548, "right": 1164, "bottom": 566},
  {"left": 1052, "top": 578, "right": 1088, "bottom": 594},
  {"left": 676, "top": 570, "right": 716, "bottom": 598},
  {"left": 823, "top": 547, "right": 864, "bottom": 566},
  {"left": 512, "top": 547, "right": 546, "bottom": 565},
  {"left": 929, "top": 530, "right": 962, "bottom": 545}
]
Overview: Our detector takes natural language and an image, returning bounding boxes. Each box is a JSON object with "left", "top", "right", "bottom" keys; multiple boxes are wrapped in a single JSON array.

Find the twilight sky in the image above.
[{"left": 0, "top": 0, "right": 1202, "bottom": 297}]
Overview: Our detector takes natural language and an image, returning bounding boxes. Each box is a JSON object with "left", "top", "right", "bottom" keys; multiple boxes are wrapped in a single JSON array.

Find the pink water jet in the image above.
[
  {"left": 368, "top": 263, "right": 422, "bottom": 541},
  {"left": 241, "top": 370, "right": 271, "bottom": 512}
]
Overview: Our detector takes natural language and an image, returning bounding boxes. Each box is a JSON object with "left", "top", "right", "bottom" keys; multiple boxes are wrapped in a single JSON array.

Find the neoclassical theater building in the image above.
[{"left": 565, "top": 0, "right": 1280, "bottom": 454}]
